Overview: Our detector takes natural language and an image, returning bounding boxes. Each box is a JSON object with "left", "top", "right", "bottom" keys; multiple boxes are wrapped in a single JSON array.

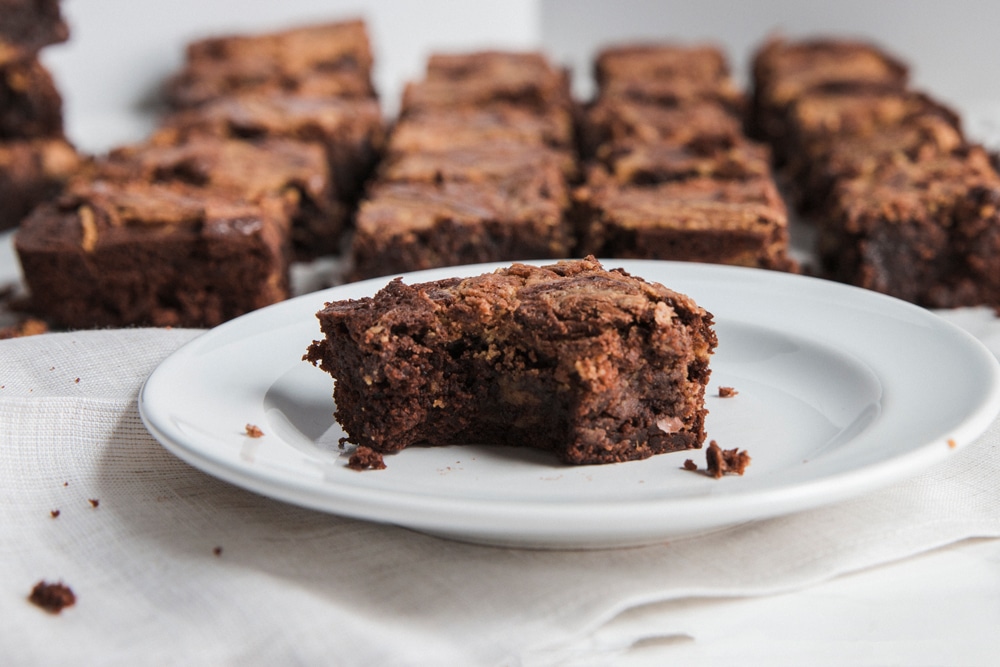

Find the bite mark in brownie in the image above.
[{"left": 305, "top": 257, "right": 717, "bottom": 465}]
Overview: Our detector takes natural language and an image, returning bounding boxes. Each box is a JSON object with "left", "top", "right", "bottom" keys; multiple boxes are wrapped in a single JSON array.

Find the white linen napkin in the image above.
[{"left": 2, "top": 315, "right": 998, "bottom": 666}]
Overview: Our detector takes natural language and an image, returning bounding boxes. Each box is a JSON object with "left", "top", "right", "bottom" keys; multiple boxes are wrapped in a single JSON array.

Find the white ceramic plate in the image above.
[{"left": 139, "top": 260, "right": 1000, "bottom": 549}]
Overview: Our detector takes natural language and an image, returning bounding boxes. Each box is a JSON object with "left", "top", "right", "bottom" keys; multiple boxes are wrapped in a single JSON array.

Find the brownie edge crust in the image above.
[{"left": 305, "top": 257, "right": 717, "bottom": 465}]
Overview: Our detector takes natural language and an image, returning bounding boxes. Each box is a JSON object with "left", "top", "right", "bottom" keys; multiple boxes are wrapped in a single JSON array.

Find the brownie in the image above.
[
  {"left": 165, "top": 19, "right": 376, "bottom": 108},
  {"left": 750, "top": 36, "right": 910, "bottom": 159},
  {"left": 788, "top": 113, "right": 966, "bottom": 211},
  {"left": 574, "top": 172, "right": 794, "bottom": 270},
  {"left": 349, "top": 178, "right": 573, "bottom": 281},
  {"left": 0, "top": 137, "right": 79, "bottom": 230},
  {"left": 89, "top": 135, "right": 342, "bottom": 258},
  {"left": 597, "top": 137, "right": 774, "bottom": 186},
  {"left": 15, "top": 179, "right": 292, "bottom": 328},
  {"left": 387, "top": 105, "right": 576, "bottom": 153},
  {"left": 786, "top": 88, "right": 961, "bottom": 149},
  {"left": 580, "top": 98, "right": 745, "bottom": 159},
  {"left": 593, "top": 43, "right": 743, "bottom": 111},
  {"left": 157, "top": 93, "right": 385, "bottom": 205},
  {"left": 377, "top": 143, "right": 578, "bottom": 188},
  {"left": 0, "top": 57, "right": 64, "bottom": 139},
  {"left": 818, "top": 148, "right": 1000, "bottom": 308},
  {"left": 0, "top": 0, "right": 68, "bottom": 65},
  {"left": 399, "top": 50, "right": 572, "bottom": 115},
  {"left": 305, "top": 257, "right": 717, "bottom": 465}
]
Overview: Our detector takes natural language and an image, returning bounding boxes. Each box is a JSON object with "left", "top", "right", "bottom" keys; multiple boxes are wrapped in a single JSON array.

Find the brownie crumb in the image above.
[
  {"left": 50, "top": 509, "right": 60, "bottom": 518},
  {"left": 718, "top": 386, "right": 739, "bottom": 397},
  {"left": 213, "top": 546, "right": 223, "bottom": 557},
  {"left": 244, "top": 424, "right": 264, "bottom": 438},
  {"left": 28, "top": 581, "right": 76, "bottom": 614},
  {"left": 88, "top": 498, "right": 99, "bottom": 508},
  {"left": 682, "top": 459, "right": 698, "bottom": 471},
  {"left": 705, "top": 440, "right": 751, "bottom": 478},
  {"left": 347, "top": 445, "right": 387, "bottom": 471}
]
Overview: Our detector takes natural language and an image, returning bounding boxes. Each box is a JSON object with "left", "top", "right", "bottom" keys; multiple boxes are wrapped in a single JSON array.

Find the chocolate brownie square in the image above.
[
  {"left": 819, "top": 148, "right": 1000, "bottom": 308},
  {"left": 750, "top": 36, "right": 910, "bottom": 158},
  {"left": 157, "top": 94, "right": 385, "bottom": 206},
  {"left": 349, "top": 178, "right": 573, "bottom": 281},
  {"left": 305, "top": 257, "right": 717, "bottom": 465},
  {"left": 786, "top": 88, "right": 961, "bottom": 149},
  {"left": 89, "top": 135, "right": 342, "bottom": 258},
  {"left": 15, "top": 179, "right": 292, "bottom": 328},
  {"left": 0, "top": 137, "right": 79, "bottom": 230},
  {"left": 400, "top": 50, "right": 572, "bottom": 115},
  {"left": 574, "top": 171, "right": 794, "bottom": 270},
  {"left": 580, "top": 98, "right": 745, "bottom": 159},
  {"left": 593, "top": 43, "right": 744, "bottom": 110},
  {"left": 788, "top": 113, "right": 966, "bottom": 211},
  {"left": 377, "top": 143, "right": 577, "bottom": 189},
  {"left": 596, "top": 136, "right": 774, "bottom": 186},
  {"left": 387, "top": 105, "right": 576, "bottom": 153},
  {"left": 165, "top": 19, "right": 376, "bottom": 108},
  {"left": 0, "top": 0, "right": 68, "bottom": 65},
  {"left": 0, "top": 57, "right": 64, "bottom": 139}
]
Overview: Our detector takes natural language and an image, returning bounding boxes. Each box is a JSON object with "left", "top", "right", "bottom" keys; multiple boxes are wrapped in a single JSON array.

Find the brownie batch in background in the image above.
[
  {"left": 749, "top": 36, "right": 1000, "bottom": 308},
  {"left": 306, "top": 257, "right": 717, "bottom": 465},
  {"left": 8, "top": 11, "right": 1000, "bottom": 330}
]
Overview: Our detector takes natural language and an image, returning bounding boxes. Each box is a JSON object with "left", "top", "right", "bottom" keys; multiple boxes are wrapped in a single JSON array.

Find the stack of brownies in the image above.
[
  {"left": 751, "top": 37, "right": 1000, "bottom": 308},
  {"left": 15, "top": 19, "right": 385, "bottom": 328},
  {"left": 573, "top": 43, "right": 796, "bottom": 271},
  {"left": 0, "top": 0, "right": 80, "bottom": 233},
  {"left": 347, "top": 51, "right": 579, "bottom": 280}
]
